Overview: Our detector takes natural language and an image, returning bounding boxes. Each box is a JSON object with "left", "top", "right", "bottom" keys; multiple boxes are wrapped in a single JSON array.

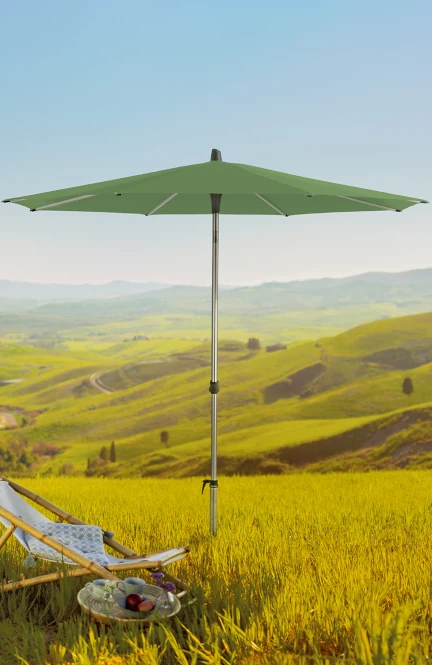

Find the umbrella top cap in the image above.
[{"left": 211, "top": 149, "right": 222, "bottom": 162}]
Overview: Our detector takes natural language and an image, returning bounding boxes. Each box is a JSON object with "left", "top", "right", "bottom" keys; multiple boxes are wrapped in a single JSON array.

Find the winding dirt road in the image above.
[
  {"left": 89, "top": 372, "right": 115, "bottom": 394},
  {"left": 89, "top": 358, "right": 174, "bottom": 394},
  {"left": 89, "top": 355, "right": 209, "bottom": 394}
]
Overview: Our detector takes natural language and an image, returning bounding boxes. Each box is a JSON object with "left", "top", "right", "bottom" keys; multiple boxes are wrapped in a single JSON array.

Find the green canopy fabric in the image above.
[
  {"left": 3, "top": 159, "right": 427, "bottom": 216},
  {"left": 3, "top": 151, "right": 428, "bottom": 536}
]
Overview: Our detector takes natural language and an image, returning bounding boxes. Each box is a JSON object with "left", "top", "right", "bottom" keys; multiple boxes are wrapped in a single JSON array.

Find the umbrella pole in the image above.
[
  {"left": 201, "top": 149, "right": 223, "bottom": 535},
  {"left": 209, "top": 208, "right": 220, "bottom": 535}
]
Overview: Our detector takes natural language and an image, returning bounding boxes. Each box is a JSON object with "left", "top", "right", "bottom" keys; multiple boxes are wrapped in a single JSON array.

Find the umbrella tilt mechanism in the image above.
[{"left": 202, "top": 479, "right": 218, "bottom": 495}]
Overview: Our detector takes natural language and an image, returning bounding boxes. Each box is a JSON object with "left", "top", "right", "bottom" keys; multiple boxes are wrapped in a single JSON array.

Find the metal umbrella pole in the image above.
[{"left": 202, "top": 149, "right": 222, "bottom": 535}]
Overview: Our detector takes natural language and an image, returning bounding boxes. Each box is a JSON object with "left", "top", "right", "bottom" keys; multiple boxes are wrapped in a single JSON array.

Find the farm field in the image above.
[
  {"left": 0, "top": 307, "right": 347, "bottom": 346},
  {"left": 1, "top": 311, "right": 432, "bottom": 475},
  {"left": 0, "top": 472, "right": 431, "bottom": 664}
]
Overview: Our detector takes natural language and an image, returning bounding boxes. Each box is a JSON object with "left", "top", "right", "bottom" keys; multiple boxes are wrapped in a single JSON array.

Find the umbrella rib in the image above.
[
  {"left": 336, "top": 195, "right": 402, "bottom": 212},
  {"left": 146, "top": 193, "right": 178, "bottom": 215},
  {"left": 255, "top": 194, "right": 288, "bottom": 216},
  {"left": 32, "top": 195, "right": 96, "bottom": 211}
]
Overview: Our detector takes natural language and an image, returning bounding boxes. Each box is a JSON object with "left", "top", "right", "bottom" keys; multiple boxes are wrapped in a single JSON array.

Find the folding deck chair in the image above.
[{"left": 0, "top": 477, "right": 191, "bottom": 597}]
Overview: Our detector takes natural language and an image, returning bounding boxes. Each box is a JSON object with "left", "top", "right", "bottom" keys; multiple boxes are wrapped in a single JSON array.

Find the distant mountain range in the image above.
[
  {"left": 21, "top": 268, "right": 432, "bottom": 318},
  {"left": 0, "top": 279, "right": 172, "bottom": 301},
  {"left": 0, "top": 269, "right": 431, "bottom": 336},
  {"left": 1, "top": 268, "right": 432, "bottom": 304}
]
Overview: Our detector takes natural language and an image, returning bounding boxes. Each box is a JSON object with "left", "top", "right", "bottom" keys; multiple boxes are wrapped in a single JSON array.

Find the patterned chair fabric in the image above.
[{"left": 26, "top": 522, "right": 109, "bottom": 566}]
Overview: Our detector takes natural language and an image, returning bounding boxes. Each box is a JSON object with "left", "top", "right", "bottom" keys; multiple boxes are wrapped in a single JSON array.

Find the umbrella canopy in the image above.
[
  {"left": 2, "top": 153, "right": 426, "bottom": 215},
  {"left": 2, "top": 150, "right": 428, "bottom": 536}
]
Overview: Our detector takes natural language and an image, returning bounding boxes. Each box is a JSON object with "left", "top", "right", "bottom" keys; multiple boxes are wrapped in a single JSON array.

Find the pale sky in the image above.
[{"left": 1, "top": 0, "right": 431, "bottom": 286}]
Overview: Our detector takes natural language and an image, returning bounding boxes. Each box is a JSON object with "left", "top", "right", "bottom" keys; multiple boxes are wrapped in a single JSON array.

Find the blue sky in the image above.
[{"left": 1, "top": 0, "right": 431, "bottom": 286}]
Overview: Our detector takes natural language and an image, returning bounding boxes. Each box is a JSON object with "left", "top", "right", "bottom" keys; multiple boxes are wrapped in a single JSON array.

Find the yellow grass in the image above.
[{"left": 0, "top": 473, "right": 431, "bottom": 664}]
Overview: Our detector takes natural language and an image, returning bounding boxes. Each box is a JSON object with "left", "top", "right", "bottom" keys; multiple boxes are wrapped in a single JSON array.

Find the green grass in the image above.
[
  {"left": 277, "top": 363, "right": 432, "bottom": 420},
  {"left": 61, "top": 313, "right": 346, "bottom": 346},
  {"left": 1, "top": 472, "right": 432, "bottom": 664},
  {"left": 55, "top": 414, "right": 379, "bottom": 470},
  {"left": 324, "top": 311, "right": 432, "bottom": 356},
  {"left": 148, "top": 415, "right": 378, "bottom": 458}
]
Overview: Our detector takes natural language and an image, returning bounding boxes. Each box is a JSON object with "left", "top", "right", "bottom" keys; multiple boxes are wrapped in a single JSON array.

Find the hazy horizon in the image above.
[{"left": 2, "top": 265, "right": 432, "bottom": 289}]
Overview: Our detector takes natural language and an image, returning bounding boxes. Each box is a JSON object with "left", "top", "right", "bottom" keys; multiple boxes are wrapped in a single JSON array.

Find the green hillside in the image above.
[
  {"left": 1, "top": 311, "right": 432, "bottom": 476},
  {"left": 2, "top": 268, "right": 432, "bottom": 345}
]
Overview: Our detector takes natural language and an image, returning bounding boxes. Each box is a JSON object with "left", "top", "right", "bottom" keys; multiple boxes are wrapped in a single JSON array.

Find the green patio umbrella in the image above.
[{"left": 2, "top": 150, "right": 428, "bottom": 535}]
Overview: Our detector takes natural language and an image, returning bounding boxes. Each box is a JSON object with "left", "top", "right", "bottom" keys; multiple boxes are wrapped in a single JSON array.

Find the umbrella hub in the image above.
[
  {"left": 211, "top": 194, "right": 221, "bottom": 214},
  {"left": 210, "top": 150, "right": 223, "bottom": 215}
]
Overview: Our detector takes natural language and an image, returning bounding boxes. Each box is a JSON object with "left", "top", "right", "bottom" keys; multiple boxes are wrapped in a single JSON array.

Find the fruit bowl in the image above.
[{"left": 77, "top": 582, "right": 181, "bottom": 625}]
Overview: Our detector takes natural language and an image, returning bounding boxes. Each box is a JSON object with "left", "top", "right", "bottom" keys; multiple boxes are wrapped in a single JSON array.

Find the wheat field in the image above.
[{"left": 0, "top": 472, "right": 431, "bottom": 664}]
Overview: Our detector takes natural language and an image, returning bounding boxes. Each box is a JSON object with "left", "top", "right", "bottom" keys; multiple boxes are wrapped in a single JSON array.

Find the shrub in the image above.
[
  {"left": 160, "top": 431, "right": 169, "bottom": 447},
  {"left": 58, "top": 463, "right": 75, "bottom": 476},
  {"left": 402, "top": 377, "right": 414, "bottom": 397}
]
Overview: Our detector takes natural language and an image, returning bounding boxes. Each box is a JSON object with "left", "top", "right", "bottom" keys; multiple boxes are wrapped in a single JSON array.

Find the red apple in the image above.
[
  {"left": 138, "top": 599, "right": 156, "bottom": 613},
  {"left": 126, "top": 593, "right": 143, "bottom": 610}
]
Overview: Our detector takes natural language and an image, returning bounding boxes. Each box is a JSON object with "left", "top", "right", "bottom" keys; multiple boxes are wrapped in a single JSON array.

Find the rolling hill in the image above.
[{"left": 1, "top": 310, "right": 432, "bottom": 476}]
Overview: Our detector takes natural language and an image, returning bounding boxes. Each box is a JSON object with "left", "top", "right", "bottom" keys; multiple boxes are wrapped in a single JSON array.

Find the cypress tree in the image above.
[{"left": 110, "top": 441, "right": 116, "bottom": 462}]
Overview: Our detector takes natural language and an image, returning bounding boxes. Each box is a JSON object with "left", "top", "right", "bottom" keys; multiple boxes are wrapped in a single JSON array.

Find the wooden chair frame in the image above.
[{"left": 0, "top": 477, "right": 192, "bottom": 600}]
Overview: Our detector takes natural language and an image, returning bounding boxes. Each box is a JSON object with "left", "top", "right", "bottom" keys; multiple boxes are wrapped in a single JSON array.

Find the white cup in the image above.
[{"left": 116, "top": 577, "right": 146, "bottom": 596}]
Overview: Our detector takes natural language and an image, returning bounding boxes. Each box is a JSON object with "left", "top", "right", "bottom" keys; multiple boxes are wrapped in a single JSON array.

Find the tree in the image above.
[
  {"left": 160, "top": 431, "right": 169, "bottom": 447},
  {"left": 266, "top": 343, "right": 287, "bottom": 353},
  {"left": 87, "top": 458, "right": 91, "bottom": 470},
  {"left": 402, "top": 377, "right": 414, "bottom": 398},
  {"left": 18, "top": 451, "right": 32, "bottom": 466},
  {"left": 59, "top": 463, "right": 74, "bottom": 476},
  {"left": 110, "top": 441, "right": 116, "bottom": 462},
  {"left": 86, "top": 456, "right": 111, "bottom": 477},
  {"left": 247, "top": 338, "right": 260, "bottom": 351},
  {"left": 100, "top": 446, "right": 108, "bottom": 462}
]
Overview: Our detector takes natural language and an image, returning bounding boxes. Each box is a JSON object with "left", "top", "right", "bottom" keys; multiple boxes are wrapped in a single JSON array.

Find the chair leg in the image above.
[
  {"left": 0, "top": 526, "right": 16, "bottom": 550},
  {"left": 0, "top": 567, "right": 92, "bottom": 592}
]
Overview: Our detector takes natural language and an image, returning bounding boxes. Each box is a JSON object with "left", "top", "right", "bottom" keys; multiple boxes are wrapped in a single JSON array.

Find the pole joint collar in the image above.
[{"left": 209, "top": 381, "right": 220, "bottom": 394}]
